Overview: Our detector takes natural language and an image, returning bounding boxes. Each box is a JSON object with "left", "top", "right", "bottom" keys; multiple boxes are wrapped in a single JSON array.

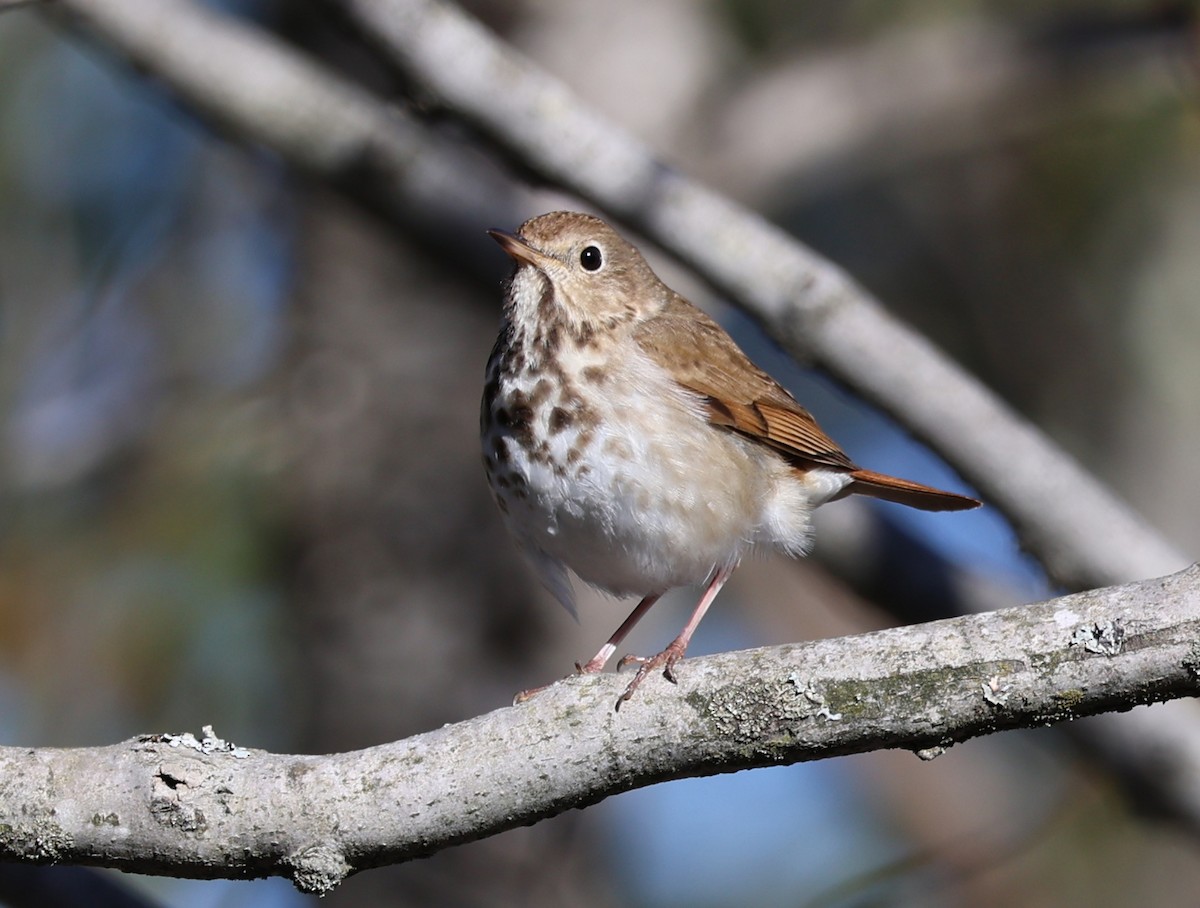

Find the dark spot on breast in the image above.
[
  {"left": 562, "top": 395, "right": 598, "bottom": 430},
  {"left": 495, "top": 405, "right": 534, "bottom": 451},
  {"left": 581, "top": 365, "right": 608, "bottom": 386},
  {"left": 572, "top": 323, "right": 597, "bottom": 348},
  {"left": 537, "top": 322, "right": 561, "bottom": 355},
  {"left": 548, "top": 407, "right": 574, "bottom": 434},
  {"left": 537, "top": 285, "right": 556, "bottom": 320},
  {"left": 553, "top": 383, "right": 587, "bottom": 423},
  {"left": 512, "top": 408, "right": 535, "bottom": 447},
  {"left": 530, "top": 379, "right": 553, "bottom": 407}
]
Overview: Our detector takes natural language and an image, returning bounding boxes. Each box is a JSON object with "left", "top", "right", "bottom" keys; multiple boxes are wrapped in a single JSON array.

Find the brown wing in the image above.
[
  {"left": 634, "top": 294, "right": 981, "bottom": 512},
  {"left": 633, "top": 293, "right": 856, "bottom": 471}
]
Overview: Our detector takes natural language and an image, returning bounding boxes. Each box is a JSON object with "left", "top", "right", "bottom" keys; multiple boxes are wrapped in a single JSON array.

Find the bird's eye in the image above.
[{"left": 579, "top": 245, "right": 603, "bottom": 272}]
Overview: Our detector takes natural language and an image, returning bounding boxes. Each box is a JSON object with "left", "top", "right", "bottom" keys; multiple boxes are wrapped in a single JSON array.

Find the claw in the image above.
[
  {"left": 617, "top": 666, "right": 651, "bottom": 707},
  {"left": 613, "top": 641, "right": 687, "bottom": 707},
  {"left": 513, "top": 683, "right": 550, "bottom": 705}
]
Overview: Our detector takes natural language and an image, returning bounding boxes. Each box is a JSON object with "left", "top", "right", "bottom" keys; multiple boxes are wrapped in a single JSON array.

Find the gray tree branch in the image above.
[{"left": 1, "top": 564, "right": 1198, "bottom": 893}]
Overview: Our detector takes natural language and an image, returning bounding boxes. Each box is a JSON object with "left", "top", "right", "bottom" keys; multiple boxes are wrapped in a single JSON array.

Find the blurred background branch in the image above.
[{"left": 335, "top": 0, "right": 1188, "bottom": 591}]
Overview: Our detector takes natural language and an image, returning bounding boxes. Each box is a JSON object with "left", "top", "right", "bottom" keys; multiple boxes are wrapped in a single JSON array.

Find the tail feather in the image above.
[{"left": 845, "top": 468, "right": 980, "bottom": 512}]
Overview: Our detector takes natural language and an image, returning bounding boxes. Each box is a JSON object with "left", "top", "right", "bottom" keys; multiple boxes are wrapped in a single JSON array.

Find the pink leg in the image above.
[
  {"left": 576, "top": 593, "right": 662, "bottom": 674},
  {"left": 616, "top": 564, "right": 735, "bottom": 705},
  {"left": 513, "top": 592, "right": 663, "bottom": 704}
]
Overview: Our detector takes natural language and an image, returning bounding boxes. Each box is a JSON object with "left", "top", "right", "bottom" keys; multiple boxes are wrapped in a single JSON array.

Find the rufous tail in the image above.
[{"left": 845, "top": 469, "right": 980, "bottom": 512}]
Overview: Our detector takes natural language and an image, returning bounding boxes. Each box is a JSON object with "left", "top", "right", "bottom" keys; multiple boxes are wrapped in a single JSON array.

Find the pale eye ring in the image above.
[{"left": 579, "top": 245, "right": 603, "bottom": 271}]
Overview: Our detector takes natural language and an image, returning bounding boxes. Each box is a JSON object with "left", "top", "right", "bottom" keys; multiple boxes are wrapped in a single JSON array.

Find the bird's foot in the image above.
[
  {"left": 615, "top": 639, "right": 687, "bottom": 707},
  {"left": 514, "top": 656, "right": 608, "bottom": 705},
  {"left": 517, "top": 640, "right": 687, "bottom": 709}
]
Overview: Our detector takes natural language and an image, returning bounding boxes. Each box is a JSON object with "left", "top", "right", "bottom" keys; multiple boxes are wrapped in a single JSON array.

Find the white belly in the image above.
[{"left": 483, "top": 342, "right": 849, "bottom": 609}]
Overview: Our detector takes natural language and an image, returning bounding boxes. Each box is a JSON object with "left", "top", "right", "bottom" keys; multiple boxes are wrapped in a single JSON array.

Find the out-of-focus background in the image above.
[{"left": 0, "top": 1, "right": 1197, "bottom": 906}]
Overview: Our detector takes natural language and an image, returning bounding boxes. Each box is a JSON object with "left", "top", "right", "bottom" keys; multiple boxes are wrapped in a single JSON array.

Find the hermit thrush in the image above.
[{"left": 482, "top": 211, "right": 979, "bottom": 705}]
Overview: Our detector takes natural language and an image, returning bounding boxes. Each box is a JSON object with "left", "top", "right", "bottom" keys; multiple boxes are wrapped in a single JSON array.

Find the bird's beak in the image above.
[{"left": 487, "top": 229, "right": 556, "bottom": 269}]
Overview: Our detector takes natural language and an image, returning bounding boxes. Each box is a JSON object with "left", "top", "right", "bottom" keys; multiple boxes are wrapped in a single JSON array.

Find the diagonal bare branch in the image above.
[{"left": 334, "top": 0, "right": 1188, "bottom": 591}]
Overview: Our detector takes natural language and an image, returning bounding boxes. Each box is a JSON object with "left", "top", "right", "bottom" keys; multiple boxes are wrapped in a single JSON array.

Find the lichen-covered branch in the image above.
[{"left": 2, "top": 565, "right": 1197, "bottom": 893}]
